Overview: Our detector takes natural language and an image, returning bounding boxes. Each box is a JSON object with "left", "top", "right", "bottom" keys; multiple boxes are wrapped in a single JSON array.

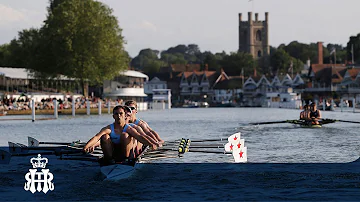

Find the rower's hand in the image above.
[
  {"left": 151, "top": 144, "right": 158, "bottom": 150},
  {"left": 156, "top": 142, "right": 163, "bottom": 148},
  {"left": 83, "top": 146, "right": 94, "bottom": 153}
]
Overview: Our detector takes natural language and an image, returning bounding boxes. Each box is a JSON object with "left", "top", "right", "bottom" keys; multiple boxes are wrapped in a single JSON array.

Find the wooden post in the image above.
[
  {"left": 341, "top": 98, "right": 343, "bottom": 112},
  {"left": 87, "top": 100, "right": 90, "bottom": 115},
  {"left": 53, "top": 99, "right": 58, "bottom": 119},
  {"left": 98, "top": 100, "right": 101, "bottom": 115},
  {"left": 331, "top": 99, "right": 335, "bottom": 111},
  {"left": 72, "top": 96, "right": 75, "bottom": 117},
  {"left": 31, "top": 99, "right": 35, "bottom": 122},
  {"left": 353, "top": 98, "right": 356, "bottom": 113},
  {"left": 108, "top": 100, "right": 111, "bottom": 114}
]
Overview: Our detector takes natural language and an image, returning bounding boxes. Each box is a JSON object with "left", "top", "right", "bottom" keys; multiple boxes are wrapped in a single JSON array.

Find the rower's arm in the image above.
[
  {"left": 317, "top": 110, "right": 322, "bottom": 119},
  {"left": 132, "top": 125, "right": 158, "bottom": 145},
  {"left": 83, "top": 126, "right": 111, "bottom": 152},
  {"left": 141, "top": 121, "right": 164, "bottom": 143},
  {"left": 126, "top": 127, "right": 156, "bottom": 149}
]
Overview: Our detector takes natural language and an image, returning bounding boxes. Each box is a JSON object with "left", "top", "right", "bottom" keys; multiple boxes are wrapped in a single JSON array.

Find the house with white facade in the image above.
[
  {"left": 242, "top": 73, "right": 303, "bottom": 108},
  {"left": 177, "top": 69, "right": 228, "bottom": 102},
  {"left": 144, "top": 76, "right": 171, "bottom": 109},
  {"left": 103, "top": 70, "right": 149, "bottom": 110}
]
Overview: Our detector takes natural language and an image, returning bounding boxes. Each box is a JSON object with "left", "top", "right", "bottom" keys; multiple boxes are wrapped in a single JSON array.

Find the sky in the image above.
[{"left": 0, "top": 0, "right": 359, "bottom": 57}]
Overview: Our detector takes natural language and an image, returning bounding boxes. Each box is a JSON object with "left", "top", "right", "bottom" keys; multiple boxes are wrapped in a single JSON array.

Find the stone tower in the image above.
[{"left": 238, "top": 12, "right": 269, "bottom": 59}]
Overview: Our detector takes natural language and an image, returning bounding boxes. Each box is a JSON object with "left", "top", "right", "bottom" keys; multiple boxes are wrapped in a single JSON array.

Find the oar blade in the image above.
[
  {"left": 28, "top": 136, "right": 39, "bottom": 147},
  {"left": 8, "top": 142, "right": 28, "bottom": 154},
  {"left": 232, "top": 147, "right": 247, "bottom": 163}
]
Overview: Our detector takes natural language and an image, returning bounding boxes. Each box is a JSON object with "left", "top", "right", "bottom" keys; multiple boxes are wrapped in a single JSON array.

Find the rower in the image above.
[
  {"left": 309, "top": 103, "right": 321, "bottom": 125},
  {"left": 83, "top": 105, "right": 157, "bottom": 165},
  {"left": 125, "top": 100, "right": 164, "bottom": 154},
  {"left": 300, "top": 104, "right": 310, "bottom": 121}
]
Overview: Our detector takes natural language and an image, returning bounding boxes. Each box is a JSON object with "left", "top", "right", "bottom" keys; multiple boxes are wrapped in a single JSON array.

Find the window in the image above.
[
  {"left": 256, "top": 30, "right": 262, "bottom": 41},
  {"left": 258, "top": 50, "right": 262, "bottom": 57}
]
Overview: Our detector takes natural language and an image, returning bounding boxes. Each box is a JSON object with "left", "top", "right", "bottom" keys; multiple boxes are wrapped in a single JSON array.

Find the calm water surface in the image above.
[{"left": 0, "top": 108, "right": 359, "bottom": 201}]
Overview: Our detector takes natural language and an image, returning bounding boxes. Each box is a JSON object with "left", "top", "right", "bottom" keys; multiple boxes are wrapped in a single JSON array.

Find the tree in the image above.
[
  {"left": 36, "top": 0, "right": 129, "bottom": 95},
  {"left": 131, "top": 49, "right": 160, "bottom": 69},
  {"left": 219, "top": 52, "right": 254, "bottom": 76},
  {"left": 325, "top": 43, "right": 346, "bottom": 64},
  {"left": 270, "top": 49, "right": 303, "bottom": 75},
  {"left": 347, "top": 33, "right": 360, "bottom": 64}
]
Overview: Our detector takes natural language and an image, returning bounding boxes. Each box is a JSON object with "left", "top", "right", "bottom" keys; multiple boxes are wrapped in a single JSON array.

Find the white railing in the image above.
[{"left": 105, "top": 88, "right": 146, "bottom": 96}]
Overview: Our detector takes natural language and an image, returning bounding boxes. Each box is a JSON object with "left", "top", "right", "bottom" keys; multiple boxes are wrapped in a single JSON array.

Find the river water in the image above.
[{"left": 0, "top": 108, "right": 359, "bottom": 201}]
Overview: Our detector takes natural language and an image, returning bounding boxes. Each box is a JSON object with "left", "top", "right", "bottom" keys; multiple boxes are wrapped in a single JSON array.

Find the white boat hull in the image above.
[{"left": 100, "top": 162, "right": 144, "bottom": 181}]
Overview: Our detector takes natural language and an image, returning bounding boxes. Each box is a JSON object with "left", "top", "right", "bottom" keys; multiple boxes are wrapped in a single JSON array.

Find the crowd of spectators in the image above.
[{"left": 0, "top": 96, "right": 124, "bottom": 111}]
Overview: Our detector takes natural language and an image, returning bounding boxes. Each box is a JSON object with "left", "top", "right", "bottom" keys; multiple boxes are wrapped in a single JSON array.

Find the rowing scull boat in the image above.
[{"left": 100, "top": 146, "right": 149, "bottom": 181}]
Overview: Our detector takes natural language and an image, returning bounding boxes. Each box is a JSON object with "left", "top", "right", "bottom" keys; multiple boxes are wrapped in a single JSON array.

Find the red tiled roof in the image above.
[
  {"left": 170, "top": 64, "right": 201, "bottom": 72},
  {"left": 347, "top": 68, "right": 360, "bottom": 80}
]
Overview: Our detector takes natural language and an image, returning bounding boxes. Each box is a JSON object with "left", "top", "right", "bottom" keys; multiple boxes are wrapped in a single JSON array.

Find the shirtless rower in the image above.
[
  {"left": 300, "top": 104, "right": 310, "bottom": 121},
  {"left": 83, "top": 105, "right": 157, "bottom": 164}
]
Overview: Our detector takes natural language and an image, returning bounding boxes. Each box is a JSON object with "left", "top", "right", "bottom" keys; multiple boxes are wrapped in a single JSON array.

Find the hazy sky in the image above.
[{"left": 1, "top": 0, "right": 359, "bottom": 57}]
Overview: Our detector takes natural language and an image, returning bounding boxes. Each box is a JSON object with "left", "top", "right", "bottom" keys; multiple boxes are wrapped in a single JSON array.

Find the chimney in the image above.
[
  {"left": 255, "top": 13, "right": 258, "bottom": 21},
  {"left": 317, "top": 42, "right": 323, "bottom": 64},
  {"left": 205, "top": 64, "right": 208, "bottom": 71},
  {"left": 220, "top": 67, "right": 224, "bottom": 73},
  {"left": 170, "top": 72, "right": 173, "bottom": 79},
  {"left": 185, "top": 64, "right": 189, "bottom": 72},
  {"left": 254, "top": 67, "right": 257, "bottom": 77},
  {"left": 239, "top": 13, "right": 242, "bottom": 22}
]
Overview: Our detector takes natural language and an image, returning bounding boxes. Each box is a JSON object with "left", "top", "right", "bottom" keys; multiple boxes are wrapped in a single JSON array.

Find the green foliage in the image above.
[
  {"left": 270, "top": 49, "right": 303, "bottom": 75},
  {"left": 324, "top": 43, "right": 346, "bottom": 64},
  {"left": 41, "top": 0, "right": 128, "bottom": 85},
  {"left": 347, "top": 33, "right": 360, "bottom": 64},
  {"left": 220, "top": 52, "right": 254, "bottom": 75},
  {"left": 282, "top": 41, "right": 318, "bottom": 64}
]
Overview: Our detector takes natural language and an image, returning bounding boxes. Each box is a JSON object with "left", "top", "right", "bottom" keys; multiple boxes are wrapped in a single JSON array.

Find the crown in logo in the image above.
[{"left": 30, "top": 154, "right": 48, "bottom": 168}]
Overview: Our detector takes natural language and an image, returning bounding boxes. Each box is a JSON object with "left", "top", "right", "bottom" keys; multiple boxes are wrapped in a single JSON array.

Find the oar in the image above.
[
  {"left": 184, "top": 150, "right": 231, "bottom": 154},
  {"left": 188, "top": 145, "right": 224, "bottom": 149},
  {"left": 321, "top": 119, "right": 360, "bottom": 124},
  {"left": 336, "top": 119, "right": 360, "bottom": 124},
  {"left": 141, "top": 155, "right": 180, "bottom": 161},
  {"left": 249, "top": 120, "right": 300, "bottom": 125},
  {"left": 188, "top": 138, "right": 228, "bottom": 143},
  {"left": 319, "top": 119, "right": 337, "bottom": 125},
  {"left": 59, "top": 156, "right": 99, "bottom": 162},
  {"left": 164, "top": 137, "right": 228, "bottom": 144},
  {"left": 28, "top": 136, "right": 85, "bottom": 147}
]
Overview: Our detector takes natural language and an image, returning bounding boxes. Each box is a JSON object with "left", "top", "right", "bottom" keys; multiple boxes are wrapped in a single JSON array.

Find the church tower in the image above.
[{"left": 238, "top": 12, "right": 269, "bottom": 59}]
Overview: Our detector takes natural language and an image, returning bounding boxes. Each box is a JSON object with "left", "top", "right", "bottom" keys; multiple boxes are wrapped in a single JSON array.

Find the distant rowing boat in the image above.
[
  {"left": 250, "top": 118, "right": 360, "bottom": 127},
  {"left": 300, "top": 124, "right": 322, "bottom": 128}
]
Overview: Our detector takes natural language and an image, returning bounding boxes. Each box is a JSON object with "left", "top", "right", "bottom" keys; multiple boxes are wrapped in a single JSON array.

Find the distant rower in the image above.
[
  {"left": 309, "top": 103, "right": 321, "bottom": 125},
  {"left": 300, "top": 104, "right": 310, "bottom": 121}
]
